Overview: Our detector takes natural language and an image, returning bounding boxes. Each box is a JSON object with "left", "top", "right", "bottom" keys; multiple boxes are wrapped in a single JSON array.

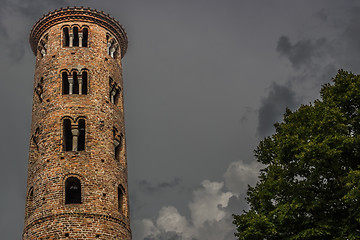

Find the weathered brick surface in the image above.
[{"left": 23, "top": 7, "right": 131, "bottom": 240}]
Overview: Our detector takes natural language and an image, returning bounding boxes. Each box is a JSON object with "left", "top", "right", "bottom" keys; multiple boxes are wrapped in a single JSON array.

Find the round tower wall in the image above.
[{"left": 24, "top": 12, "right": 130, "bottom": 240}]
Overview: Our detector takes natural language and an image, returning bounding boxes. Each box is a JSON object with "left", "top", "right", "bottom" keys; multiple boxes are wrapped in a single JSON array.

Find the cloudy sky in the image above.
[{"left": 1, "top": 1, "right": 360, "bottom": 239}]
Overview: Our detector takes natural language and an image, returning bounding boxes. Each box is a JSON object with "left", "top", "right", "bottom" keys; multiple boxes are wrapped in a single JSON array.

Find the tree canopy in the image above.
[{"left": 233, "top": 70, "right": 360, "bottom": 240}]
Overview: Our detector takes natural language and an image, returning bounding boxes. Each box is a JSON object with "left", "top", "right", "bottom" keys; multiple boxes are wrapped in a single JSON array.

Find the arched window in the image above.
[
  {"left": 82, "top": 27, "right": 88, "bottom": 47},
  {"left": 65, "top": 177, "right": 81, "bottom": 204},
  {"left": 63, "top": 27, "right": 70, "bottom": 47},
  {"left": 63, "top": 119, "right": 72, "bottom": 151},
  {"left": 78, "top": 119, "right": 85, "bottom": 151},
  {"left": 73, "top": 27, "right": 79, "bottom": 47},
  {"left": 81, "top": 71, "right": 88, "bottom": 95},
  {"left": 72, "top": 71, "right": 79, "bottom": 94},
  {"left": 118, "top": 184, "right": 125, "bottom": 213},
  {"left": 106, "top": 34, "right": 119, "bottom": 58},
  {"left": 35, "top": 77, "right": 44, "bottom": 102},
  {"left": 113, "top": 129, "right": 122, "bottom": 161},
  {"left": 109, "top": 77, "right": 120, "bottom": 105},
  {"left": 62, "top": 72, "right": 69, "bottom": 94}
]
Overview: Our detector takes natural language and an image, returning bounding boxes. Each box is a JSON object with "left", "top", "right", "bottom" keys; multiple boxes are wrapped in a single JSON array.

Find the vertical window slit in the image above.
[
  {"left": 118, "top": 185, "right": 124, "bottom": 213},
  {"left": 73, "top": 72, "right": 79, "bottom": 94},
  {"left": 73, "top": 27, "right": 79, "bottom": 47},
  {"left": 78, "top": 119, "right": 85, "bottom": 151},
  {"left": 63, "top": 119, "right": 72, "bottom": 151},
  {"left": 82, "top": 28, "right": 88, "bottom": 47},
  {"left": 63, "top": 27, "right": 69, "bottom": 47},
  {"left": 82, "top": 71, "right": 88, "bottom": 95},
  {"left": 62, "top": 72, "right": 69, "bottom": 95}
]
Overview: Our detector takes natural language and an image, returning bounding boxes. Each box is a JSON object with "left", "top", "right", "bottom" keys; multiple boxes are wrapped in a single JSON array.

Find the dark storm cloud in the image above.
[
  {"left": 277, "top": 35, "right": 327, "bottom": 70},
  {"left": 0, "top": 0, "right": 68, "bottom": 61},
  {"left": 139, "top": 178, "right": 182, "bottom": 194},
  {"left": 257, "top": 83, "right": 300, "bottom": 137}
]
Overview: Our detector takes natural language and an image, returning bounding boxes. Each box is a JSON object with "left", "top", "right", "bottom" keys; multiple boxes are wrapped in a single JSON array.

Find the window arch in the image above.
[
  {"left": 72, "top": 26, "right": 79, "bottom": 47},
  {"left": 65, "top": 177, "right": 81, "bottom": 204},
  {"left": 72, "top": 70, "right": 79, "bottom": 94},
  {"left": 80, "top": 70, "right": 88, "bottom": 95},
  {"left": 63, "top": 27, "right": 70, "bottom": 47},
  {"left": 107, "top": 34, "right": 119, "bottom": 58},
  {"left": 62, "top": 71, "right": 69, "bottom": 94},
  {"left": 109, "top": 77, "right": 121, "bottom": 105},
  {"left": 118, "top": 184, "right": 125, "bottom": 213},
  {"left": 63, "top": 117, "right": 86, "bottom": 151},
  {"left": 63, "top": 118, "right": 72, "bottom": 151},
  {"left": 35, "top": 77, "right": 44, "bottom": 102},
  {"left": 82, "top": 27, "right": 88, "bottom": 47},
  {"left": 77, "top": 119, "right": 85, "bottom": 151},
  {"left": 113, "top": 128, "right": 123, "bottom": 161}
]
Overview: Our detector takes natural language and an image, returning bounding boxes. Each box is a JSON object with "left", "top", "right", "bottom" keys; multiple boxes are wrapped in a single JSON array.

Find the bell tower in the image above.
[{"left": 23, "top": 7, "right": 131, "bottom": 239}]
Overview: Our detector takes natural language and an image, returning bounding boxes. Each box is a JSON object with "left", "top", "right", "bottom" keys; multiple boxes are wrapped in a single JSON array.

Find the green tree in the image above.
[{"left": 234, "top": 70, "right": 360, "bottom": 240}]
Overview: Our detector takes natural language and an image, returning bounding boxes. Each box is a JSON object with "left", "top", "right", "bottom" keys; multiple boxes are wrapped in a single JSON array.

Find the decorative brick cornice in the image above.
[{"left": 29, "top": 7, "right": 128, "bottom": 57}]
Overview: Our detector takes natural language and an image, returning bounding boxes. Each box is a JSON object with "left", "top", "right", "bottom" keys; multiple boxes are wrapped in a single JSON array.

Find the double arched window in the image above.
[
  {"left": 63, "top": 118, "right": 86, "bottom": 151},
  {"left": 65, "top": 177, "right": 81, "bottom": 204},
  {"left": 63, "top": 26, "right": 89, "bottom": 48},
  {"left": 62, "top": 69, "right": 88, "bottom": 95},
  {"left": 106, "top": 33, "right": 119, "bottom": 58}
]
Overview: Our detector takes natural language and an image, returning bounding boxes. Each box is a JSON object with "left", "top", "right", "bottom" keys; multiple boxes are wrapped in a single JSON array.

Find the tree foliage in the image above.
[{"left": 233, "top": 70, "right": 360, "bottom": 239}]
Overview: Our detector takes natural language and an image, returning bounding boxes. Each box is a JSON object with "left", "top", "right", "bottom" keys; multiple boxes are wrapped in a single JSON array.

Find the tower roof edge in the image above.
[{"left": 29, "top": 6, "right": 128, "bottom": 57}]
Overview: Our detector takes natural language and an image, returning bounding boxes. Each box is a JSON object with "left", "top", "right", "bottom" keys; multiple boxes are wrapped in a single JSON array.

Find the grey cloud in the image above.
[
  {"left": 0, "top": 0, "right": 68, "bottom": 61},
  {"left": 257, "top": 83, "right": 300, "bottom": 137},
  {"left": 277, "top": 36, "right": 327, "bottom": 70},
  {"left": 139, "top": 178, "right": 182, "bottom": 194},
  {"left": 144, "top": 231, "right": 194, "bottom": 240}
]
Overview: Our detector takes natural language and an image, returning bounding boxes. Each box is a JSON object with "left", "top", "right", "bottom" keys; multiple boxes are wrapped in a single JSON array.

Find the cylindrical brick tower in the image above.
[{"left": 23, "top": 7, "right": 131, "bottom": 239}]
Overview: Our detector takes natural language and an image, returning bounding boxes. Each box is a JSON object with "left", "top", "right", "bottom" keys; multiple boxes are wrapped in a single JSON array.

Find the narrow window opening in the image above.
[
  {"left": 81, "top": 71, "right": 88, "bottom": 95},
  {"left": 63, "top": 27, "right": 70, "bottom": 47},
  {"left": 114, "top": 131, "right": 123, "bottom": 162},
  {"left": 62, "top": 72, "right": 69, "bottom": 94},
  {"left": 107, "top": 34, "right": 118, "bottom": 58},
  {"left": 73, "top": 27, "right": 79, "bottom": 47},
  {"left": 63, "top": 119, "right": 72, "bottom": 151},
  {"left": 78, "top": 119, "right": 85, "bottom": 151},
  {"left": 118, "top": 185, "right": 125, "bottom": 213},
  {"left": 82, "top": 28, "right": 88, "bottom": 47},
  {"left": 32, "top": 127, "right": 40, "bottom": 151},
  {"left": 35, "top": 78, "right": 43, "bottom": 102},
  {"left": 65, "top": 177, "right": 81, "bottom": 204},
  {"left": 114, "top": 88, "right": 120, "bottom": 105},
  {"left": 72, "top": 72, "right": 79, "bottom": 94}
]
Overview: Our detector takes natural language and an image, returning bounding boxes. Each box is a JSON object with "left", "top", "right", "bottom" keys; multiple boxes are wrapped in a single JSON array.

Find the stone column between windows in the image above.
[
  {"left": 69, "top": 30, "right": 74, "bottom": 47},
  {"left": 78, "top": 76, "right": 83, "bottom": 95},
  {"left": 68, "top": 77, "right": 73, "bottom": 95},
  {"left": 71, "top": 128, "right": 79, "bottom": 151},
  {"left": 110, "top": 88, "right": 116, "bottom": 103},
  {"left": 78, "top": 32, "right": 83, "bottom": 47}
]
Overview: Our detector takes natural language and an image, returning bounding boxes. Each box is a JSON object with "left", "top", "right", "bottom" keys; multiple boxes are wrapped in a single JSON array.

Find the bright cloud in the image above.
[{"left": 133, "top": 160, "right": 261, "bottom": 240}]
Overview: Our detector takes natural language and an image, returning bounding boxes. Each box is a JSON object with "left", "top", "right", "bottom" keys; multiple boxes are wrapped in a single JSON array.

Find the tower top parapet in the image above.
[{"left": 29, "top": 6, "right": 128, "bottom": 57}]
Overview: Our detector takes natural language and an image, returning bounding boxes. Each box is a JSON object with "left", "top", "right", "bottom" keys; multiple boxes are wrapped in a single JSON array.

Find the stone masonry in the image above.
[{"left": 23, "top": 7, "right": 131, "bottom": 239}]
